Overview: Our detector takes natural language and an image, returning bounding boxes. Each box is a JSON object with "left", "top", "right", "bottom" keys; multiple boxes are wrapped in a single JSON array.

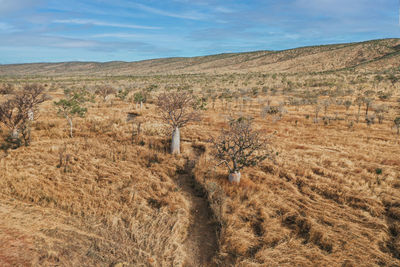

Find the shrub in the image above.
[
  {"left": 210, "top": 117, "right": 272, "bottom": 184},
  {"left": 156, "top": 91, "right": 199, "bottom": 154},
  {"left": 0, "top": 84, "right": 47, "bottom": 147},
  {"left": 54, "top": 88, "right": 93, "bottom": 138}
]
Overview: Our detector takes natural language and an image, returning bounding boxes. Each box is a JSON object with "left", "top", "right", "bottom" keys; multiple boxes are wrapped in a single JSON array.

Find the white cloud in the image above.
[
  {"left": 90, "top": 33, "right": 176, "bottom": 40},
  {"left": 213, "top": 6, "right": 235, "bottom": 14},
  {"left": 53, "top": 19, "right": 161, "bottom": 30},
  {"left": 124, "top": 2, "right": 208, "bottom": 20},
  {"left": 91, "top": 33, "right": 147, "bottom": 38}
]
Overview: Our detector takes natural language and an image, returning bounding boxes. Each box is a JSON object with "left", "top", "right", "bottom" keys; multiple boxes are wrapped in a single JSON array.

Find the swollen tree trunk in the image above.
[
  {"left": 8, "top": 128, "right": 22, "bottom": 148},
  {"left": 229, "top": 171, "right": 241, "bottom": 184},
  {"left": 11, "top": 128, "right": 19, "bottom": 139},
  {"left": 171, "top": 127, "right": 180, "bottom": 154},
  {"left": 28, "top": 109, "right": 34, "bottom": 121}
]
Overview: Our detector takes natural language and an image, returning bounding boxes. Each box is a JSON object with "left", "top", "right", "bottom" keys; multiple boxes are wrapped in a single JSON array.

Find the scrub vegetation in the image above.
[{"left": 1, "top": 38, "right": 400, "bottom": 266}]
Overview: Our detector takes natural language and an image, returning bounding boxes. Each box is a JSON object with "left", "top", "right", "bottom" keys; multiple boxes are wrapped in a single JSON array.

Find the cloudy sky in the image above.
[{"left": 0, "top": 0, "right": 399, "bottom": 64}]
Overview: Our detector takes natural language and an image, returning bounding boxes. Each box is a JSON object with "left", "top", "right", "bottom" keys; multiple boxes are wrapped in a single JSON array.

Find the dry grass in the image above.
[
  {"left": 0, "top": 68, "right": 399, "bottom": 266},
  {"left": 0, "top": 97, "right": 192, "bottom": 266},
  {"left": 193, "top": 96, "right": 400, "bottom": 266}
]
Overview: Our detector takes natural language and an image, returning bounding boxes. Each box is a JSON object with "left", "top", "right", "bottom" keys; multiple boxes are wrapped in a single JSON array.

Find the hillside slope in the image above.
[{"left": 0, "top": 38, "right": 399, "bottom": 76}]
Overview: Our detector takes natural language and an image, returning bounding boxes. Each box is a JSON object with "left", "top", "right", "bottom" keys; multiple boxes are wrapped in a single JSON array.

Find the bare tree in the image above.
[
  {"left": 126, "top": 111, "right": 142, "bottom": 144},
  {"left": 394, "top": 117, "right": 400, "bottom": 135},
  {"left": 364, "top": 97, "right": 374, "bottom": 117},
  {"left": 365, "top": 114, "right": 376, "bottom": 126},
  {"left": 0, "top": 84, "right": 47, "bottom": 146},
  {"left": 156, "top": 91, "right": 198, "bottom": 154},
  {"left": 211, "top": 117, "right": 272, "bottom": 184},
  {"left": 16, "top": 84, "right": 48, "bottom": 145},
  {"left": 322, "top": 98, "right": 331, "bottom": 117},
  {"left": 374, "top": 104, "right": 388, "bottom": 124},
  {"left": 0, "top": 83, "right": 14, "bottom": 95},
  {"left": 261, "top": 101, "right": 286, "bottom": 121},
  {"left": 0, "top": 100, "right": 24, "bottom": 142},
  {"left": 95, "top": 85, "right": 116, "bottom": 102},
  {"left": 354, "top": 95, "right": 364, "bottom": 123},
  {"left": 313, "top": 103, "right": 321, "bottom": 123},
  {"left": 343, "top": 99, "right": 352, "bottom": 112}
]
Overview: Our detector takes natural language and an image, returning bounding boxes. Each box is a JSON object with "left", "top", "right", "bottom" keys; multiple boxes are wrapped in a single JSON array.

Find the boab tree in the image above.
[
  {"left": 374, "top": 104, "right": 388, "bottom": 124},
  {"left": 156, "top": 91, "right": 198, "bottom": 154},
  {"left": 0, "top": 100, "right": 27, "bottom": 148},
  {"left": 0, "top": 84, "right": 47, "bottom": 147},
  {"left": 54, "top": 88, "right": 93, "bottom": 138},
  {"left": 16, "top": 84, "right": 48, "bottom": 145},
  {"left": 394, "top": 117, "right": 400, "bottom": 135},
  {"left": 133, "top": 91, "right": 146, "bottom": 110},
  {"left": 355, "top": 95, "right": 365, "bottom": 123},
  {"left": 211, "top": 117, "right": 272, "bottom": 184},
  {"left": 95, "top": 85, "right": 116, "bottom": 102}
]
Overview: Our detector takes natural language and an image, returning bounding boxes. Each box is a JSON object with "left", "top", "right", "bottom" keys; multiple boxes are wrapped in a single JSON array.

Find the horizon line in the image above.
[{"left": 1, "top": 37, "right": 398, "bottom": 66}]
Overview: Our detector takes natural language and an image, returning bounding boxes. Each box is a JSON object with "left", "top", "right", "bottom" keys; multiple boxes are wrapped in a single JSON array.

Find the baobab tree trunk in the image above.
[
  {"left": 229, "top": 171, "right": 241, "bottom": 184},
  {"left": 8, "top": 128, "right": 22, "bottom": 148},
  {"left": 140, "top": 101, "right": 143, "bottom": 110},
  {"left": 28, "top": 109, "right": 34, "bottom": 121},
  {"left": 11, "top": 128, "right": 19, "bottom": 140},
  {"left": 171, "top": 127, "right": 180, "bottom": 154}
]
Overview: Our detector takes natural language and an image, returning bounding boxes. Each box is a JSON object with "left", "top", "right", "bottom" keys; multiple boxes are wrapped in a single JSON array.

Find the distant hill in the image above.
[{"left": 1, "top": 38, "right": 399, "bottom": 76}]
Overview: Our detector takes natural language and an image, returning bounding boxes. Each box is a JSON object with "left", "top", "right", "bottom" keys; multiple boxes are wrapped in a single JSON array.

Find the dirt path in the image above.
[{"left": 175, "top": 158, "right": 218, "bottom": 267}]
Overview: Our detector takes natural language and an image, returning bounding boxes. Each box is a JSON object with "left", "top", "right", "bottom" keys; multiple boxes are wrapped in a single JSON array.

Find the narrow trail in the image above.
[{"left": 175, "top": 156, "right": 218, "bottom": 267}]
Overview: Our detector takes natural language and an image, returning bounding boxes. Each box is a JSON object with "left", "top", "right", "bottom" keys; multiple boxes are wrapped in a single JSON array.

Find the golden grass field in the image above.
[{"left": 1, "top": 43, "right": 400, "bottom": 266}]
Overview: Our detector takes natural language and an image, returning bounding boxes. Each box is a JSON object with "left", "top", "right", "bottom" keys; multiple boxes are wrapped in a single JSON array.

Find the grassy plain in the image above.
[{"left": 1, "top": 39, "right": 400, "bottom": 266}]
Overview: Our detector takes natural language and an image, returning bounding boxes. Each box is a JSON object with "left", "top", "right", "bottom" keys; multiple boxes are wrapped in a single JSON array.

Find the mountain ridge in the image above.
[{"left": 0, "top": 38, "right": 399, "bottom": 76}]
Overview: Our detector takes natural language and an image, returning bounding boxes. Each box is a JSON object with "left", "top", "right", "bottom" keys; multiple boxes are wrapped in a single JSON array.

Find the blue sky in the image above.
[{"left": 0, "top": 0, "right": 399, "bottom": 64}]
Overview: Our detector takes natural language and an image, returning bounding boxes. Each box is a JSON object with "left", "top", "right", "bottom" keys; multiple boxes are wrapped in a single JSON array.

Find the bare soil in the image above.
[{"left": 175, "top": 158, "right": 218, "bottom": 267}]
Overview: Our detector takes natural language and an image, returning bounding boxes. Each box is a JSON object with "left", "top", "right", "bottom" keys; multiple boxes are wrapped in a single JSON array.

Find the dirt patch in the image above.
[{"left": 175, "top": 158, "right": 219, "bottom": 266}]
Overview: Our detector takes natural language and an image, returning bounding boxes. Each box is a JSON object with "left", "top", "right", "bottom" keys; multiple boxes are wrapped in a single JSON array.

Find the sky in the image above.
[{"left": 0, "top": 0, "right": 399, "bottom": 64}]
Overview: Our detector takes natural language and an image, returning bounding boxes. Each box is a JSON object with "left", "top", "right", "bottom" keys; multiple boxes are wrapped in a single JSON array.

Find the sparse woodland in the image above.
[{"left": 1, "top": 40, "right": 400, "bottom": 266}]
